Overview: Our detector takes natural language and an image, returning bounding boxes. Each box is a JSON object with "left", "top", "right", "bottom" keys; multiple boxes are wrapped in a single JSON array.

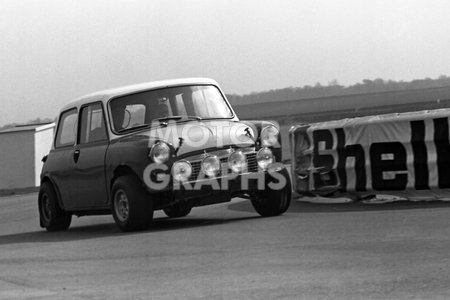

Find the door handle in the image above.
[{"left": 73, "top": 150, "right": 80, "bottom": 163}]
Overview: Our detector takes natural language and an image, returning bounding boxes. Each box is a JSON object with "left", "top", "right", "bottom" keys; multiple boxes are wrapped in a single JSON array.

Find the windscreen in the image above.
[{"left": 109, "top": 85, "right": 233, "bottom": 132}]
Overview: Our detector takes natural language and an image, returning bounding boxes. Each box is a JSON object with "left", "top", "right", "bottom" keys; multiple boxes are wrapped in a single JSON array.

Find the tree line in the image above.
[{"left": 226, "top": 75, "right": 450, "bottom": 106}]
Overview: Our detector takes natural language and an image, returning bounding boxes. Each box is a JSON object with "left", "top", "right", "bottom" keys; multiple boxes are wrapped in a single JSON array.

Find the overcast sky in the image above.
[{"left": 1, "top": 0, "right": 450, "bottom": 126}]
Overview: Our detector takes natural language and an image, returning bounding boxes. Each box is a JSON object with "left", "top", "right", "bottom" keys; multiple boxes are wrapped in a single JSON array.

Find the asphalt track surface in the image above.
[{"left": 2, "top": 194, "right": 450, "bottom": 299}]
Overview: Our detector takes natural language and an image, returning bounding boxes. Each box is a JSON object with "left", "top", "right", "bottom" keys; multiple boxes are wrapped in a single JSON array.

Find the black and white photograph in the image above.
[{"left": 2, "top": 0, "right": 450, "bottom": 299}]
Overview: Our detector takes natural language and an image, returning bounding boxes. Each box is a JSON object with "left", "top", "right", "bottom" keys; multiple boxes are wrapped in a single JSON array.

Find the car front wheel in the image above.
[
  {"left": 250, "top": 168, "right": 292, "bottom": 217},
  {"left": 111, "top": 175, "right": 153, "bottom": 232},
  {"left": 38, "top": 182, "right": 72, "bottom": 231}
]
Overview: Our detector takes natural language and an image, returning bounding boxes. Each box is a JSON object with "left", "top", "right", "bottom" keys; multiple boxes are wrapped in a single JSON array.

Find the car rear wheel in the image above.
[
  {"left": 163, "top": 203, "right": 192, "bottom": 218},
  {"left": 38, "top": 182, "right": 72, "bottom": 231},
  {"left": 251, "top": 168, "right": 292, "bottom": 217},
  {"left": 111, "top": 175, "right": 153, "bottom": 232}
]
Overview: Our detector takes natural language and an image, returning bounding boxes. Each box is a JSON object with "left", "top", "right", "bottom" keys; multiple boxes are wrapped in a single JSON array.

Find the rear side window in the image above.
[
  {"left": 55, "top": 109, "right": 78, "bottom": 148},
  {"left": 79, "top": 103, "right": 107, "bottom": 144}
]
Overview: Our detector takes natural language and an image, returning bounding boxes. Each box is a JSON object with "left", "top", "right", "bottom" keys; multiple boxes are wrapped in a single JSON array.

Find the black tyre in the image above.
[
  {"left": 251, "top": 168, "right": 292, "bottom": 217},
  {"left": 38, "top": 182, "right": 72, "bottom": 231},
  {"left": 163, "top": 203, "right": 192, "bottom": 218},
  {"left": 111, "top": 175, "right": 153, "bottom": 232}
]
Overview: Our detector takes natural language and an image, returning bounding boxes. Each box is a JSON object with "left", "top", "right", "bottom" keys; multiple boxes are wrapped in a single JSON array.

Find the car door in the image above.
[
  {"left": 50, "top": 108, "right": 78, "bottom": 210},
  {"left": 71, "top": 102, "right": 109, "bottom": 209}
]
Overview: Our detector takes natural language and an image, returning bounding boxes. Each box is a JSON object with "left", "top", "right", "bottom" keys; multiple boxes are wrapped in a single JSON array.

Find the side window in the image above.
[
  {"left": 79, "top": 103, "right": 107, "bottom": 144},
  {"left": 55, "top": 109, "right": 78, "bottom": 148}
]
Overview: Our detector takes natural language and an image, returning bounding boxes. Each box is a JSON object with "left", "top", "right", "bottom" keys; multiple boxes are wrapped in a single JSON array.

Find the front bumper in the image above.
[{"left": 171, "top": 164, "right": 287, "bottom": 204}]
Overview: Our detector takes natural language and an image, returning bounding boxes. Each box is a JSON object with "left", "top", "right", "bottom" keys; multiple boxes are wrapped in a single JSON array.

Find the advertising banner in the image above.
[{"left": 289, "top": 109, "right": 450, "bottom": 200}]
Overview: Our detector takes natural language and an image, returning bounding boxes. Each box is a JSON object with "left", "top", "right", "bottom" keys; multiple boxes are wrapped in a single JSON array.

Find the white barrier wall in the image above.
[
  {"left": 289, "top": 109, "right": 450, "bottom": 200},
  {"left": 0, "top": 130, "right": 35, "bottom": 189},
  {"left": 0, "top": 124, "right": 54, "bottom": 189}
]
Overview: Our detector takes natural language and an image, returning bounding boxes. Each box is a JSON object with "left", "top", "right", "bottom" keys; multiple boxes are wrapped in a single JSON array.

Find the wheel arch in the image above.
[
  {"left": 110, "top": 165, "right": 142, "bottom": 192},
  {"left": 40, "top": 176, "right": 66, "bottom": 211}
]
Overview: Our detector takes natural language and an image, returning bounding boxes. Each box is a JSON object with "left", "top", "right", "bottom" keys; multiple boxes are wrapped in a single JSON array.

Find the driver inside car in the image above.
[{"left": 149, "top": 102, "right": 170, "bottom": 121}]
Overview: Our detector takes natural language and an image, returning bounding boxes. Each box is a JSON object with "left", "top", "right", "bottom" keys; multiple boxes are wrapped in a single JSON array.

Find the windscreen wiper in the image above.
[
  {"left": 155, "top": 116, "right": 202, "bottom": 122},
  {"left": 186, "top": 116, "right": 202, "bottom": 120},
  {"left": 117, "top": 123, "right": 151, "bottom": 133}
]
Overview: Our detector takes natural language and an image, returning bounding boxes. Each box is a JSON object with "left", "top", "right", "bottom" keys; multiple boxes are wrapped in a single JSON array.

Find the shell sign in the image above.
[{"left": 289, "top": 109, "right": 450, "bottom": 200}]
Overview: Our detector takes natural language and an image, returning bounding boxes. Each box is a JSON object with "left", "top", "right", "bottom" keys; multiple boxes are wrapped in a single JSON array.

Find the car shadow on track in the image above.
[
  {"left": 228, "top": 198, "right": 450, "bottom": 213},
  {"left": 150, "top": 215, "right": 259, "bottom": 232},
  {"left": 0, "top": 216, "right": 259, "bottom": 245}
]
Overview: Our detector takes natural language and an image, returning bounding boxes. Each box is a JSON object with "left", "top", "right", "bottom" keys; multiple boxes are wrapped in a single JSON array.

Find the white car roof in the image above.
[{"left": 60, "top": 77, "right": 219, "bottom": 112}]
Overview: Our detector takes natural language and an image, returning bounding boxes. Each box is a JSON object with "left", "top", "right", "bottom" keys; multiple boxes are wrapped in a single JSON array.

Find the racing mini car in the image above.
[{"left": 39, "top": 78, "right": 291, "bottom": 231}]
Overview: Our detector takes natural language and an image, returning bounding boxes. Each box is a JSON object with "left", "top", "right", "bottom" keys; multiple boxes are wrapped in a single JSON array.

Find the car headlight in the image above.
[
  {"left": 149, "top": 142, "right": 170, "bottom": 164},
  {"left": 202, "top": 155, "right": 220, "bottom": 177},
  {"left": 257, "top": 147, "right": 274, "bottom": 170},
  {"left": 228, "top": 150, "right": 247, "bottom": 173},
  {"left": 172, "top": 161, "right": 192, "bottom": 182},
  {"left": 261, "top": 125, "right": 279, "bottom": 147}
]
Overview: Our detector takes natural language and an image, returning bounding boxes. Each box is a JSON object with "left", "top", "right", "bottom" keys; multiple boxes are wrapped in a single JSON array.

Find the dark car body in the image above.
[{"left": 39, "top": 78, "right": 291, "bottom": 231}]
